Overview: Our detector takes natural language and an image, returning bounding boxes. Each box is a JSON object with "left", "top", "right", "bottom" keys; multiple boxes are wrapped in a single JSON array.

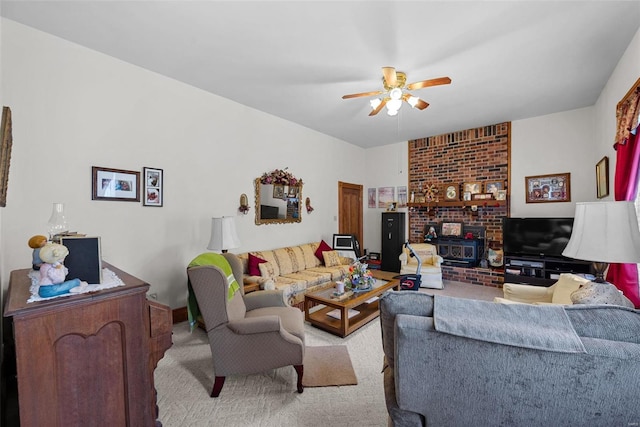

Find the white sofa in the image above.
[{"left": 398, "top": 243, "right": 444, "bottom": 289}]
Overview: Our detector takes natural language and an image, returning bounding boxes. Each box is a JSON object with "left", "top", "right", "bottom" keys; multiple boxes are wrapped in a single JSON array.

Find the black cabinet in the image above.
[
  {"left": 503, "top": 255, "right": 592, "bottom": 286},
  {"left": 381, "top": 212, "right": 405, "bottom": 272}
]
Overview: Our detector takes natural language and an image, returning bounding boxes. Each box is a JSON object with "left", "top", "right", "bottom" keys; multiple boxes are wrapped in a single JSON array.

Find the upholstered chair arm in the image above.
[
  {"left": 502, "top": 282, "right": 554, "bottom": 303},
  {"left": 244, "top": 289, "right": 287, "bottom": 310},
  {"left": 432, "top": 255, "right": 444, "bottom": 267},
  {"left": 399, "top": 252, "right": 408, "bottom": 267},
  {"left": 227, "top": 315, "right": 281, "bottom": 335}
]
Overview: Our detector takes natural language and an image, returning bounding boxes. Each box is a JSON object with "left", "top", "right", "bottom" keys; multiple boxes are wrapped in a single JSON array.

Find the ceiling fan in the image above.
[{"left": 342, "top": 67, "right": 451, "bottom": 116}]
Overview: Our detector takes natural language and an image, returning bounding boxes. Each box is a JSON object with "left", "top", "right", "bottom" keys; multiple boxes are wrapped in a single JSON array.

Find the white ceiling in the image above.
[{"left": 2, "top": 1, "right": 639, "bottom": 148}]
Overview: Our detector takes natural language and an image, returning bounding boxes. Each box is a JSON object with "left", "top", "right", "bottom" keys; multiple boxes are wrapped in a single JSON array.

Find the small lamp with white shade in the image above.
[{"left": 207, "top": 217, "right": 241, "bottom": 253}]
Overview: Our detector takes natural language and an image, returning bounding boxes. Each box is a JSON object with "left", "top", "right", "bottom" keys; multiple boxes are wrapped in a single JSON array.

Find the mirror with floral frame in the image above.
[{"left": 255, "top": 169, "right": 303, "bottom": 225}]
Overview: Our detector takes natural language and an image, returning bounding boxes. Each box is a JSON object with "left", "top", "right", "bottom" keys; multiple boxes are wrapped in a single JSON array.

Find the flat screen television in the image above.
[{"left": 502, "top": 217, "right": 574, "bottom": 258}]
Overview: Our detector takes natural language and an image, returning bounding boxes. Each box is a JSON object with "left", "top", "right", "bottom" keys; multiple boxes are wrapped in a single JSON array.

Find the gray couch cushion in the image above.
[{"left": 565, "top": 304, "right": 640, "bottom": 343}]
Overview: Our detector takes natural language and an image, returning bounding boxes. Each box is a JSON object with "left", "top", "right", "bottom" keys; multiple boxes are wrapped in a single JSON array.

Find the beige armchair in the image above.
[
  {"left": 494, "top": 273, "right": 590, "bottom": 305},
  {"left": 187, "top": 253, "right": 305, "bottom": 397},
  {"left": 399, "top": 243, "right": 444, "bottom": 289}
]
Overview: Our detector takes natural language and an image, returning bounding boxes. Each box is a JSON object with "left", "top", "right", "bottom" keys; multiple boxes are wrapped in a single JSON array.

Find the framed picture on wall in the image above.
[
  {"left": 397, "top": 186, "right": 407, "bottom": 208},
  {"left": 378, "top": 186, "right": 395, "bottom": 208},
  {"left": 525, "top": 172, "right": 571, "bottom": 203},
  {"left": 596, "top": 156, "right": 609, "bottom": 199},
  {"left": 0, "top": 107, "right": 12, "bottom": 207},
  {"left": 92, "top": 166, "right": 140, "bottom": 202},
  {"left": 143, "top": 167, "right": 163, "bottom": 207},
  {"left": 273, "top": 184, "right": 285, "bottom": 199},
  {"left": 368, "top": 188, "right": 377, "bottom": 208}
]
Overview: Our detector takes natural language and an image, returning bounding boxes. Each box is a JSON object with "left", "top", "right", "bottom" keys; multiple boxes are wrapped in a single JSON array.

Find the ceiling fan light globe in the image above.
[
  {"left": 389, "top": 88, "right": 403, "bottom": 100},
  {"left": 407, "top": 96, "right": 419, "bottom": 108},
  {"left": 370, "top": 98, "right": 382, "bottom": 109},
  {"left": 387, "top": 109, "right": 398, "bottom": 117},
  {"left": 387, "top": 99, "right": 402, "bottom": 111}
]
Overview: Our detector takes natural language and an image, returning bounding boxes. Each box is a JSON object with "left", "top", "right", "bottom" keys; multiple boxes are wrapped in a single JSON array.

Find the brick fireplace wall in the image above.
[{"left": 408, "top": 122, "right": 510, "bottom": 287}]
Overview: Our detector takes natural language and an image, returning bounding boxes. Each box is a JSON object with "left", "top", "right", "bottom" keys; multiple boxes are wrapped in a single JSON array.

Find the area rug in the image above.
[{"left": 302, "top": 345, "right": 357, "bottom": 387}]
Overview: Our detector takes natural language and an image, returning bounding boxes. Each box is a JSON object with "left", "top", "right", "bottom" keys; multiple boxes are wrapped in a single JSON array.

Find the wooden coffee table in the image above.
[{"left": 304, "top": 270, "right": 400, "bottom": 337}]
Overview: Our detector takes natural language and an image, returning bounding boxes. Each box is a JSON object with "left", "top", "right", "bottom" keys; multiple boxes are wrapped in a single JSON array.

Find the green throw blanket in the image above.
[{"left": 187, "top": 253, "right": 240, "bottom": 332}]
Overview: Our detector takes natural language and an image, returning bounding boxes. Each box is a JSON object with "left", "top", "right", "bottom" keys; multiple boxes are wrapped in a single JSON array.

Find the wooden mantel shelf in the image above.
[{"left": 407, "top": 200, "right": 507, "bottom": 208}]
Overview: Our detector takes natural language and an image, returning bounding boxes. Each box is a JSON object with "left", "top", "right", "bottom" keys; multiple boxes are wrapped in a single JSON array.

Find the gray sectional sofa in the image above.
[{"left": 379, "top": 291, "right": 640, "bottom": 426}]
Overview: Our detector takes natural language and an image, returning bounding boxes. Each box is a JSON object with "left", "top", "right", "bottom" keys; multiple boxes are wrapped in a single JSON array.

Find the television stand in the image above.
[{"left": 503, "top": 255, "right": 592, "bottom": 286}]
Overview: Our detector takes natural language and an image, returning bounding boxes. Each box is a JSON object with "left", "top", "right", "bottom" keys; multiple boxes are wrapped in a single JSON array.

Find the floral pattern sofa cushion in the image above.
[{"left": 236, "top": 242, "right": 353, "bottom": 307}]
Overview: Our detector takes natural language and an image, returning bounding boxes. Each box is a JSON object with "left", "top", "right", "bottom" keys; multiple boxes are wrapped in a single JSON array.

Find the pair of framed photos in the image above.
[{"left": 92, "top": 166, "right": 163, "bottom": 207}]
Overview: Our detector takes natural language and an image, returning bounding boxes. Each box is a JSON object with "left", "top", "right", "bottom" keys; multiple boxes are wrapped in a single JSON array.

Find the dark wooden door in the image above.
[{"left": 338, "top": 181, "right": 363, "bottom": 250}]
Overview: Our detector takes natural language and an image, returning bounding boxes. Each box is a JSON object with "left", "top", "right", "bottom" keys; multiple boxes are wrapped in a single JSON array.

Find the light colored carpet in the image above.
[
  {"left": 155, "top": 280, "right": 502, "bottom": 426},
  {"left": 303, "top": 345, "right": 357, "bottom": 387}
]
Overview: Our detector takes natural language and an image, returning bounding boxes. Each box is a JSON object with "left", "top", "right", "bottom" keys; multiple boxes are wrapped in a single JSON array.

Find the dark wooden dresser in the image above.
[{"left": 3, "top": 263, "right": 172, "bottom": 427}]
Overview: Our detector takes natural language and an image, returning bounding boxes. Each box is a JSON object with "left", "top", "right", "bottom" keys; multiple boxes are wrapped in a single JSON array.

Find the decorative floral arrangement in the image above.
[
  {"left": 260, "top": 168, "right": 302, "bottom": 186},
  {"left": 305, "top": 197, "right": 314, "bottom": 214},
  {"left": 344, "top": 261, "right": 376, "bottom": 291}
]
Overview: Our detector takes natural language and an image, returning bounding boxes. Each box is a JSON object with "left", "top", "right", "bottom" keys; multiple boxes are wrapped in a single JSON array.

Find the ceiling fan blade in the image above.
[
  {"left": 382, "top": 66, "right": 397, "bottom": 87},
  {"left": 403, "top": 93, "right": 430, "bottom": 110},
  {"left": 406, "top": 76, "right": 452, "bottom": 91},
  {"left": 414, "top": 99, "right": 429, "bottom": 110},
  {"left": 369, "top": 98, "right": 388, "bottom": 116},
  {"left": 342, "top": 90, "right": 384, "bottom": 99}
]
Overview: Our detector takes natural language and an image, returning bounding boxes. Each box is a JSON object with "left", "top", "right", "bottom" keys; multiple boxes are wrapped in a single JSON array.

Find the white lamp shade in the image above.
[
  {"left": 207, "top": 217, "right": 241, "bottom": 251},
  {"left": 562, "top": 201, "right": 640, "bottom": 264}
]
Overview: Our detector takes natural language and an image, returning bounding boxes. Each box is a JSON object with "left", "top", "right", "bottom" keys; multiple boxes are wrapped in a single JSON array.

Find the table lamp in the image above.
[
  {"left": 207, "top": 216, "right": 241, "bottom": 253},
  {"left": 562, "top": 201, "right": 640, "bottom": 282}
]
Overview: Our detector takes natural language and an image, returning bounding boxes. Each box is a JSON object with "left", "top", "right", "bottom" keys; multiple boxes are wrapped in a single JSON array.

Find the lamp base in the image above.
[{"left": 591, "top": 262, "right": 608, "bottom": 283}]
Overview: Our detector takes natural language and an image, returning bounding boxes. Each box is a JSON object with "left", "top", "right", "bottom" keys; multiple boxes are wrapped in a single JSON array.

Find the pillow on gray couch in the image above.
[{"left": 570, "top": 281, "right": 634, "bottom": 308}]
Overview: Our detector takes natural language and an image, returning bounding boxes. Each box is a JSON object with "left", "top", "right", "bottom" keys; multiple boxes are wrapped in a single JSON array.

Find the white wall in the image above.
[
  {"left": 0, "top": 19, "right": 366, "bottom": 308},
  {"left": 363, "top": 141, "right": 409, "bottom": 254},
  {"left": 511, "top": 106, "right": 595, "bottom": 217},
  {"left": 594, "top": 26, "right": 640, "bottom": 184}
]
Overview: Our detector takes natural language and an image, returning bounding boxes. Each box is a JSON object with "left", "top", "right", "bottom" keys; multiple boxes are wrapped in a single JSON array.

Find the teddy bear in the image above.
[
  {"left": 37, "top": 242, "right": 87, "bottom": 298},
  {"left": 27, "top": 234, "right": 48, "bottom": 270}
]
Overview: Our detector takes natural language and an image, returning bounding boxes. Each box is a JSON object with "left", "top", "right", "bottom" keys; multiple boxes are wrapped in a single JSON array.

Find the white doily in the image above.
[{"left": 27, "top": 268, "right": 125, "bottom": 303}]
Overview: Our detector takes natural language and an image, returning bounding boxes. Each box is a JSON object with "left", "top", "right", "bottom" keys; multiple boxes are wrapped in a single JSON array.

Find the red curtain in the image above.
[{"left": 607, "top": 127, "right": 640, "bottom": 307}]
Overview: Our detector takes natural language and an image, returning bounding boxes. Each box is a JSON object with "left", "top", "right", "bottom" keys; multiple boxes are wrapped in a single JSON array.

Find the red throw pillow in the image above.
[
  {"left": 314, "top": 240, "right": 333, "bottom": 262},
  {"left": 248, "top": 253, "right": 267, "bottom": 276}
]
